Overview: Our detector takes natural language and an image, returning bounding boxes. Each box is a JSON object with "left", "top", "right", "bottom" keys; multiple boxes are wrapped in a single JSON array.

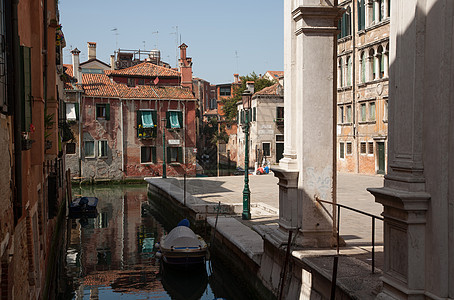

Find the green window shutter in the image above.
[
  {"left": 178, "top": 111, "right": 183, "bottom": 128},
  {"left": 337, "top": 20, "right": 341, "bottom": 39},
  {"left": 166, "top": 111, "right": 170, "bottom": 128},
  {"left": 362, "top": 53, "right": 366, "bottom": 83},
  {"left": 105, "top": 103, "right": 110, "bottom": 120},
  {"left": 361, "top": 0, "right": 366, "bottom": 30},
  {"left": 178, "top": 147, "right": 183, "bottom": 163},
  {"left": 75, "top": 103, "right": 80, "bottom": 120},
  {"left": 357, "top": 1, "right": 361, "bottom": 30},
  {"left": 253, "top": 107, "right": 256, "bottom": 121},
  {"left": 167, "top": 147, "right": 171, "bottom": 163},
  {"left": 152, "top": 147, "right": 157, "bottom": 163},
  {"left": 152, "top": 111, "right": 157, "bottom": 127}
]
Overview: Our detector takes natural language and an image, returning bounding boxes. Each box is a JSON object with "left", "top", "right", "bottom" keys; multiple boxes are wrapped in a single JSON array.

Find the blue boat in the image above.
[{"left": 69, "top": 196, "right": 98, "bottom": 218}]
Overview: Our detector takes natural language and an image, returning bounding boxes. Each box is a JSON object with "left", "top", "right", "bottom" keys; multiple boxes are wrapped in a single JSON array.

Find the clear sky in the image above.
[{"left": 59, "top": 0, "right": 284, "bottom": 84}]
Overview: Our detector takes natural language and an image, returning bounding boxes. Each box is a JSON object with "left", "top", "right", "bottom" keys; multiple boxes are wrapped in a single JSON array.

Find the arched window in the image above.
[
  {"left": 361, "top": 51, "right": 366, "bottom": 83},
  {"left": 357, "top": 0, "right": 365, "bottom": 31},
  {"left": 347, "top": 56, "right": 352, "bottom": 86},
  {"left": 369, "top": 48, "right": 376, "bottom": 80},
  {"left": 338, "top": 58, "right": 343, "bottom": 87},
  {"left": 377, "top": 45, "right": 384, "bottom": 78}
]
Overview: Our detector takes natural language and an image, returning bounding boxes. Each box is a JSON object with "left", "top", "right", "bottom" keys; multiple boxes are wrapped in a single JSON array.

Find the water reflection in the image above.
[{"left": 65, "top": 185, "right": 218, "bottom": 299}]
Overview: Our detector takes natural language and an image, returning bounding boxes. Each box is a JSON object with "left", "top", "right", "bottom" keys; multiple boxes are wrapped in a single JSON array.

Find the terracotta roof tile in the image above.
[
  {"left": 115, "top": 84, "right": 195, "bottom": 100},
  {"left": 255, "top": 83, "right": 279, "bottom": 95},
  {"left": 266, "top": 71, "right": 284, "bottom": 79},
  {"left": 82, "top": 73, "right": 120, "bottom": 97},
  {"left": 106, "top": 62, "right": 180, "bottom": 77}
]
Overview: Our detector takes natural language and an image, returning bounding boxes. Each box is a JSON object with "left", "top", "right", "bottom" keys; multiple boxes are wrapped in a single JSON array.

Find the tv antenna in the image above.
[
  {"left": 151, "top": 31, "right": 159, "bottom": 49},
  {"left": 111, "top": 28, "right": 119, "bottom": 49},
  {"left": 235, "top": 51, "right": 239, "bottom": 74},
  {"left": 171, "top": 26, "right": 179, "bottom": 67}
]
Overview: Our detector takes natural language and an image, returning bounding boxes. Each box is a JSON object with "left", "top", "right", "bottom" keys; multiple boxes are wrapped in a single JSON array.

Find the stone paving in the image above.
[{"left": 172, "top": 172, "right": 384, "bottom": 246}]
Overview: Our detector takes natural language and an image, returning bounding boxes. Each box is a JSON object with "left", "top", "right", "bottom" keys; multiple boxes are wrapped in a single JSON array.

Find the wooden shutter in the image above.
[
  {"left": 178, "top": 111, "right": 183, "bottom": 128},
  {"left": 178, "top": 147, "right": 183, "bottom": 163},
  {"left": 105, "top": 103, "right": 110, "bottom": 120},
  {"left": 152, "top": 147, "right": 157, "bottom": 163},
  {"left": 75, "top": 103, "right": 79, "bottom": 120},
  {"left": 166, "top": 147, "right": 171, "bottom": 163},
  {"left": 166, "top": 111, "right": 170, "bottom": 128}
]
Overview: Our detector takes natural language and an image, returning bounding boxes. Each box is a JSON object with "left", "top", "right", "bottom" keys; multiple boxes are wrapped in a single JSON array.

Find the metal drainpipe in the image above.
[
  {"left": 120, "top": 98, "right": 124, "bottom": 173},
  {"left": 11, "top": 0, "right": 22, "bottom": 223},
  {"left": 78, "top": 90, "right": 82, "bottom": 178}
]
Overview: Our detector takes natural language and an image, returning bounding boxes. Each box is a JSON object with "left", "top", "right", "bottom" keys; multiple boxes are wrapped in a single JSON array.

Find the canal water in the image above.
[{"left": 62, "top": 184, "right": 255, "bottom": 300}]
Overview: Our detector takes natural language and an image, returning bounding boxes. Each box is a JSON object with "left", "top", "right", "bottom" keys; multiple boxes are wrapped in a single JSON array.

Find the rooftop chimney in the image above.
[
  {"left": 246, "top": 81, "right": 255, "bottom": 94},
  {"left": 179, "top": 43, "right": 193, "bottom": 92},
  {"left": 87, "top": 42, "right": 96, "bottom": 60},
  {"left": 110, "top": 55, "right": 115, "bottom": 70},
  {"left": 234, "top": 74, "right": 239, "bottom": 84},
  {"left": 71, "top": 48, "right": 82, "bottom": 83}
]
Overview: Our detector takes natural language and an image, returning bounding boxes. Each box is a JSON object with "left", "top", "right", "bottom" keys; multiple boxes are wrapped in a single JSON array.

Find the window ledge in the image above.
[
  {"left": 338, "top": 35, "right": 352, "bottom": 43},
  {"left": 169, "top": 162, "right": 182, "bottom": 166},
  {"left": 359, "top": 121, "right": 376, "bottom": 125},
  {"left": 141, "top": 162, "right": 155, "bottom": 165},
  {"left": 338, "top": 86, "right": 353, "bottom": 92},
  {"left": 365, "top": 19, "right": 390, "bottom": 32},
  {"left": 382, "top": 120, "right": 388, "bottom": 123}
]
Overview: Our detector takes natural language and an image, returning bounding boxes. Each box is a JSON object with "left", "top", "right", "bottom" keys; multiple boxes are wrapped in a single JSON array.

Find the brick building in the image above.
[
  {"left": 64, "top": 44, "right": 197, "bottom": 180},
  {"left": 336, "top": 0, "right": 390, "bottom": 174},
  {"left": 0, "top": 0, "right": 69, "bottom": 299}
]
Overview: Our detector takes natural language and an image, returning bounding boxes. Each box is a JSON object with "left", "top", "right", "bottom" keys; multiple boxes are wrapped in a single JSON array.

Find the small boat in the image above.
[
  {"left": 69, "top": 196, "right": 98, "bottom": 218},
  {"left": 156, "top": 219, "right": 208, "bottom": 267}
]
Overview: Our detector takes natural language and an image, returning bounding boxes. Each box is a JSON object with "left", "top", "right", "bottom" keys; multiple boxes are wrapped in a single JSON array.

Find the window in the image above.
[
  {"left": 137, "top": 110, "right": 157, "bottom": 138},
  {"left": 361, "top": 51, "right": 366, "bottom": 83},
  {"left": 84, "top": 141, "right": 95, "bottom": 158},
  {"left": 339, "top": 106, "right": 344, "bottom": 123},
  {"left": 347, "top": 56, "right": 352, "bottom": 86},
  {"left": 338, "top": 9, "right": 351, "bottom": 39},
  {"left": 262, "top": 142, "right": 271, "bottom": 157},
  {"left": 66, "top": 142, "right": 76, "bottom": 154},
  {"left": 360, "top": 103, "right": 367, "bottom": 121},
  {"left": 96, "top": 104, "right": 110, "bottom": 120},
  {"left": 346, "top": 105, "right": 352, "bottom": 123},
  {"left": 137, "top": 78, "right": 144, "bottom": 85},
  {"left": 66, "top": 103, "right": 79, "bottom": 121},
  {"left": 339, "top": 142, "right": 345, "bottom": 159},
  {"left": 219, "top": 86, "right": 231, "bottom": 96},
  {"left": 368, "top": 142, "right": 374, "bottom": 154},
  {"left": 210, "top": 99, "right": 217, "bottom": 110},
  {"left": 141, "top": 146, "right": 157, "bottom": 164},
  {"left": 338, "top": 58, "right": 343, "bottom": 87},
  {"left": 357, "top": 0, "right": 365, "bottom": 31},
  {"left": 360, "top": 142, "right": 367, "bottom": 154},
  {"left": 127, "top": 78, "right": 135, "bottom": 87},
  {"left": 369, "top": 102, "right": 376, "bottom": 121},
  {"left": 166, "top": 111, "right": 183, "bottom": 129},
  {"left": 276, "top": 107, "right": 284, "bottom": 121},
  {"left": 252, "top": 107, "right": 256, "bottom": 121},
  {"left": 167, "top": 147, "right": 183, "bottom": 163},
  {"left": 346, "top": 142, "right": 352, "bottom": 155},
  {"left": 276, "top": 134, "right": 284, "bottom": 142},
  {"left": 377, "top": 46, "right": 384, "bottom": 78},
  {"left": 383, "top": 100, "right": 388, "bottom": 121},
  {"left": 98, "top": 140, "right": 108, "bottom": 157}
]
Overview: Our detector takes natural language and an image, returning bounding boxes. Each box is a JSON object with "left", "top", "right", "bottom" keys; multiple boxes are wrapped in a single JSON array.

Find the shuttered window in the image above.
[
  {"left": 141, "top": 146, "right": 157, "bottom": 164},
  {"left": 137, "top": 110, "right": 157, "bottom": 138},
  {"left": 340, "top": 142, "right": 345, "bottom": 159},
  {"left": 167, "top": 147, "right": 183, "bottom": 163},
  {"left": 96, "top": 103, "right": 110, "bottom": 120},
  {"left": 166, "top": 111, "right": 183, "bottom": 129}
]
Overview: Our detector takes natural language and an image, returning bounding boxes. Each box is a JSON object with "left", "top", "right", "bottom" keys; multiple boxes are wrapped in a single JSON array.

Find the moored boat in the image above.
[
  {"left": 68, "top": 196, "right": 98, "bottom": 218},
  {"left": 156, "top": 219, "right": 208, "bottom": 267}
]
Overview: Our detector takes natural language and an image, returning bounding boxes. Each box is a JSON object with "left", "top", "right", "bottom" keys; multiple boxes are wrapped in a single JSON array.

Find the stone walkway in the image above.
[{"left": 171, "top": 172, "right": 384, "bottom": 245}]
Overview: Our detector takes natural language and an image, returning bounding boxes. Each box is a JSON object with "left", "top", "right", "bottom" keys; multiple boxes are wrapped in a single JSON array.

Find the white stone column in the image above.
[
  {"left": 374, "top": 53, "right": 380, "bottom": 80},
  {"left": 368, "top": 1, "right": 454, "bottom": 298},
  {"left": 383, "top": 50, "right": 389, "bottom": 78},
  {"left": 374, "top": 0, "right": 380, "bottom": 23},
  {"left": 367, "top": 54, "right": 373, "bottom": 82},
  {"left": 366, "top": 0, "right": 373, "bottom": 27},
  {"left": 383, "top": 0, "right": 389, "bottom": 19},
  {"left": 280, "top": 0, "right": 298, "bottom": 171}
]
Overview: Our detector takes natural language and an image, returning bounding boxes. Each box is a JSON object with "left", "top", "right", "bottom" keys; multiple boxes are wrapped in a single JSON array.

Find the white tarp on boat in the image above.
[{"left": 161, "top": 226, "right": 202, "bottom": 249}]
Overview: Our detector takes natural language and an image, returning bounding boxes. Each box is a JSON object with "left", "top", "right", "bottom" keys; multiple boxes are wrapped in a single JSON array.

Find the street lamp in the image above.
[
  {"left": 241, "top": 90, "right": 252, "bottom": 220},
  {"left": 162, "top": 118, "right": 167, "bottom": 178}
]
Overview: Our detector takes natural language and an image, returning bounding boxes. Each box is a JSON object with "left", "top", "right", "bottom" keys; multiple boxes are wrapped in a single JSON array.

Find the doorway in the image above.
[{"left": 377, "top": 142, "right": 385, "bottom": 174}]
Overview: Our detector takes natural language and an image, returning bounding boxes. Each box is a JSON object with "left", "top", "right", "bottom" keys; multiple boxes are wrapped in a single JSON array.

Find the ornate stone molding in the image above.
[{"left": 292, "top": 6, "right": 344, "bottom": 36}]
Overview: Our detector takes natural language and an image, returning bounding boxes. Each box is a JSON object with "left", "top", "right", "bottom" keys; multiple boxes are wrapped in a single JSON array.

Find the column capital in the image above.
[{"left": 292, "top": 6, "right": 345, "bottom": 35}]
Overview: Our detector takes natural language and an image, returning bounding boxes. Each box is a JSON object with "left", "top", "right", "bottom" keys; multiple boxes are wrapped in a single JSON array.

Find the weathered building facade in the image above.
[
  {"left": 0, "top": 0, "right": 69, "bottom": 299},
  {"left": 337, "top": 0, "right": 390, "bottom": 175},
  {"left": 237, "top": 82, "right": 284, "bottom": 168},
  {"left": 65, "top": 44, "right": 197, "bottom": 180}
]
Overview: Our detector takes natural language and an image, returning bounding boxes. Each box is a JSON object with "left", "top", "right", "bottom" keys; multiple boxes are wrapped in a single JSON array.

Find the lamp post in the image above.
[
  {"left": 241, "top": 90, "right": 252, "bottom": 220},
  {"left": 162, "top": 118, "right": 167, "bottom": 178}
]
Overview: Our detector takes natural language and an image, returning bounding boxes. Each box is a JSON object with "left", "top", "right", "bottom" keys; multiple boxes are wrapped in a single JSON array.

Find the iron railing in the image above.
[{"left": 316, "top": 197, "right": 384, "bottom": 273}]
